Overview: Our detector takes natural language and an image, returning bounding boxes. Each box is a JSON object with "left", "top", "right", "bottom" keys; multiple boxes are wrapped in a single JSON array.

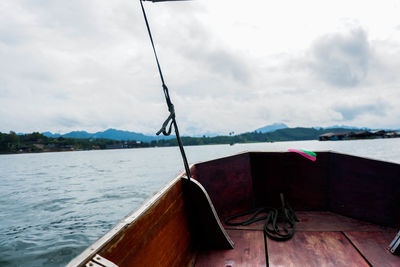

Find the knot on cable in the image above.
[
  {"left": 157, "top": 104, "right": 175, "bottom": 136},
  {"left": 157, "top": 84, "right": 175, "bottom": 136}
]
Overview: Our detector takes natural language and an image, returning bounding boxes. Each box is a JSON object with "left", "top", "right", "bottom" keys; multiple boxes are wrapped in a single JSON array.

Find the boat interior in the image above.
[{"left": 69, "top": 151, "right": 400, "bottom": 267}]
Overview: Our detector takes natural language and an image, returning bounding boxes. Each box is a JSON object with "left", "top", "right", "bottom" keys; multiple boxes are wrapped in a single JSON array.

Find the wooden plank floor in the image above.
[
  {"left": 197, "top": 212, "right": 399, "bottom": 267},
  {"left": 195, "top": 229, "right": 266, "bottom": 267},
  {"left": 267, "top": 232, "right": 368, "bottom": 267},
  {"left": 223, "top": 211, "right": 393, "bottom": 232},
  {"left": 345, "top": 231, "right": 400, "bottom": 267}
]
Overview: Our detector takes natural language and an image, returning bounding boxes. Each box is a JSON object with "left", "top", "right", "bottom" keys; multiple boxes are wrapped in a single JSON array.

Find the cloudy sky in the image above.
[{"left": 1, "top": 0, "right": 399, "bottom": 136}]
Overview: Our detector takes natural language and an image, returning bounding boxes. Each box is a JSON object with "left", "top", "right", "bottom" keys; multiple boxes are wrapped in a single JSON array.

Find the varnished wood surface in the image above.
[
  {"left": 99, "top": 178, "right": 195, "bottom": 267},
  {"left": 250, "top": 152, "right": 330, "bottom": 211},
  {"left": 296, "top": 212, "right": 395, "bottom": 232},
  {"left": 345, "top": 231, "right": 400, "bottom": 267},
  {"left": 195, "top": 230, "right": 266, "bottom": 267},
  {"left": 267, "top": 232, "right": 369, "bottom": 267},
  {"left": 223, "top": 211, "right": 394, "bottom": 232},
  {"left": 182, "top": 177, "right": 234, "bottom": 250},
  {"left": 195, "top": 151, "right": 400, "bottom": 227},
  {"left": 191, "top": 153, "right": 254, "bottom": 219},
  {"left": 329, "top": 153, "right": 400, "bottom": 227}
]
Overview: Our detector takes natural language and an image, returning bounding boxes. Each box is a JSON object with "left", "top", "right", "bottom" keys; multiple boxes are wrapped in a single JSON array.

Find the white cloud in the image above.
[
  {"left": 308, "top": 28, "right": 370, "bottom": 88},
  {"left": 1, "top": 0, "right": 400, "bottom": 135}
]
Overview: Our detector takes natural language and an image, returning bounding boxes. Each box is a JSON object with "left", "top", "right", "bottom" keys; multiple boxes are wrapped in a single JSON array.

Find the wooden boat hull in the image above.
[
  {"left": 68, "top": 151, "right": 400, "bottom": 266},
  {"left": 67, "top": 174, "right": 233, "bottom": 267}
]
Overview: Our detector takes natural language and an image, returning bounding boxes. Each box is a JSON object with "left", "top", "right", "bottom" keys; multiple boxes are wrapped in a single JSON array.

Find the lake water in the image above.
[{"left": 1, "top": 138, "right": 400, "bottom": 266}]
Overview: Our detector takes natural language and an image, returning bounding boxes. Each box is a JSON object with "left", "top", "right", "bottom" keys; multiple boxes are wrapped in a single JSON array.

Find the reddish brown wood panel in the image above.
[
  {"left": 99, "top": 179, "right": 195, "bottom": 267},
  {"left": 345, "top": 231, "right": 400, "bottom": 267},
  {"left": 223, "top": 211, "right": 394, "bottom": 232},
  {"left": 267, "top": 232, "right": 369, "bottom": 267},
  {"left": 182, "top": 178, "right": 234, "bottom": 250},
  {"left": 296, "top": 212, "right": 395, "bottom": 232},
  {"left": 191, "top": 153, "right": 254, "bottom": 219},
  {"left": 329, "top": 152, "right": 400, "bottom": 227},
  {"left": 195, "top": 230, "right": 266, "bottom": 267},
  {"left": 250, "top": 152, "right": 330, "bottom": 211}
]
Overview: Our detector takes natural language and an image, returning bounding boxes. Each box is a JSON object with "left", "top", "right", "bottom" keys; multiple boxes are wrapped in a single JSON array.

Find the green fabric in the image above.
[{"left": 299, "top": 149, "right": 317, "bottom": 158}]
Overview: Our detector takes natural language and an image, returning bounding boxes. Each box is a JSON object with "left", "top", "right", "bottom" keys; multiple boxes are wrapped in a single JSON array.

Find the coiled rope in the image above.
[{"left": 224, "top": 194, "right": 298, "bottom": 241}]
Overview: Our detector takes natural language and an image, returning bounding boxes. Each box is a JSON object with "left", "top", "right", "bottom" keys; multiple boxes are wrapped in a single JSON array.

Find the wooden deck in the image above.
[
  {"left": 195, "top": 212, "right": 400, "bottom": 267},
  {"left": 195, "top": 230, "right": 266, "bottom": 267}
]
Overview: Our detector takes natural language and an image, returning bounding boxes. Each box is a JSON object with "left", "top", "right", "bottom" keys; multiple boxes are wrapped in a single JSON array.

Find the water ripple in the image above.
[{"left": 1, "top": 139, "right": 400, "bottom": 266}]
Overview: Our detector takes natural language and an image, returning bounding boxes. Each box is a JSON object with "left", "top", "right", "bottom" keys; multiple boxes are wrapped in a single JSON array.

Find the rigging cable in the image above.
[{"left": 139, "top": 0, "right": 192, "bottom": 180}]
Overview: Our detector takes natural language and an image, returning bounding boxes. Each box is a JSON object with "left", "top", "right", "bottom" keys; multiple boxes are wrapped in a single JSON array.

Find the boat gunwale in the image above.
[
  {"left": 208, "top": 149, "right": 400, "bottom": 165},
  {"left": 66, "top": 170, "right": 186, "bottom": 267},
  {"left": 208, "top": 149, "right": 400, "bottom": 166}
]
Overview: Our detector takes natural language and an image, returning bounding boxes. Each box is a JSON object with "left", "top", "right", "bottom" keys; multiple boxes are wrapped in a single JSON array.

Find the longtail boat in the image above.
[
  {"left": 67, "top": 151, "right": 400, "bottom": 266},
  {"left": 69, "top": 1, "right": 399, "bottom": 265}
]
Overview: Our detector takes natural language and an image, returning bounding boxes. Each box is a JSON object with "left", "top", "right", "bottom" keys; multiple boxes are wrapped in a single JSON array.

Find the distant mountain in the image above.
[
  {"left": 41, "top": 131, "right": 61, "bottom": 138},
  {"left": 63, "top": 131, "right": 93, "bottom": 139},
  {"left": 255, "top": 123, "right": 288, "bottom": 133},
  {"left": 42, "top": 128, "right": 174, "bottom": 142},
  {"left": 91, "top": 128, "right": 175, "bottom": 142}
]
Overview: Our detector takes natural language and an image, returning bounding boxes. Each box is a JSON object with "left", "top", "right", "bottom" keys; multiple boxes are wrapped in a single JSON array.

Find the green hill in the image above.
[{"left": 0, "top": 127, "right": 387, "bottom": 154}]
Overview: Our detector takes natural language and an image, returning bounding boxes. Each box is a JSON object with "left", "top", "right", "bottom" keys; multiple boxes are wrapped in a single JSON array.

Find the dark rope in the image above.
[
  {"left": 224, "top": 197, "right": 298, "bottom": 241},
  {"left": 140, "top": 0, "right": 192, "bottom": 180}
]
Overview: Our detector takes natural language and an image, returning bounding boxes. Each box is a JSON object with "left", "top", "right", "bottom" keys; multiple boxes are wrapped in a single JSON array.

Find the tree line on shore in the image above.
[
  {"left": 0, "top": 132, "right": 150, "bottom": 154},
  {"left": 0, "top": 127, "right": 369, "bottom": 154}
]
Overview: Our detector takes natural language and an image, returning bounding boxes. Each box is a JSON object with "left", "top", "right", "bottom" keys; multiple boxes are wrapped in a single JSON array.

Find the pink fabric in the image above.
[{"left": 288, "top": 149, "right": 316, "bottom": 161}]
